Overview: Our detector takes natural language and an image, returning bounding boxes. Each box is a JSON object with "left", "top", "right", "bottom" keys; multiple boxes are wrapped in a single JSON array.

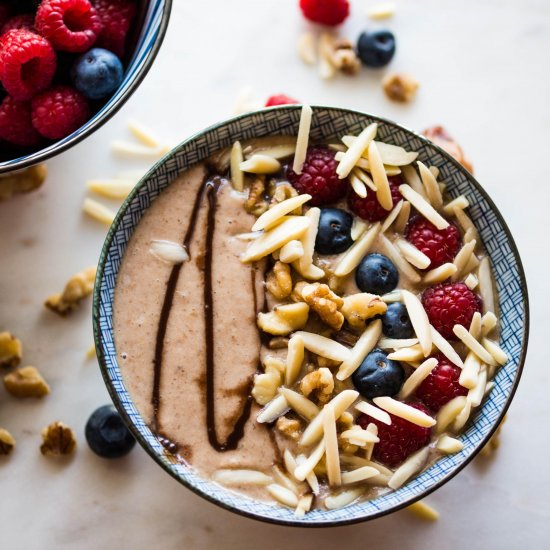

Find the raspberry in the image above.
[
  {"left": 0, "top": 29, "right": 56, "bottom": 100},
  {"left": 1, "top": 14, "right": 36, "bottom": 35},
  {"left": 94, "top": 0, "right": 137, "bottom": 58},
  {"left": 422, "top": 282, "right": 482, "bottom": 340},
  {"left": 406, "top": 216, "right": 461, "bottom": 269},
  {"left": 35, "top": 0, "right": 103, "bottom": 53},
  {"left": 0, "top": 95, "right": 41, "bottom": 147},
  {"left": 265, "top": 94, "right": 299, "bottom": 107},
  {"left": 347, "top": 175, "right": 402, "bottom": 221},
  {"left": 286, "top": 147, "right": 348, "bottom": 206},
  {"left": 299, "top": 0, "right": 349, "bottom": 26},
  {"left": 358, "top": 402, "right": 432, "bottom": 467},
  {"left": 31, "top": 85, "right": 89, "bottom": 139},
  {"left": 415, "top": 354, "right": 467, "bottom": 412}
]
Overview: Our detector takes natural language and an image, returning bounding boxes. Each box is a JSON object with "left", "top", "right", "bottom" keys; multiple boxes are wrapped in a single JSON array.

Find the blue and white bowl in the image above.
[
  {"left": 93, "top": 106, "right": 529, "bottom": 527},
  {"left": 0, "top": 0, "right": 172, "bottom": 174}
]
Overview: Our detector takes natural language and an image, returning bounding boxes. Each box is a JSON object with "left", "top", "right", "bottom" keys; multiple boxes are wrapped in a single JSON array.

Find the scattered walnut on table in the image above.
[
  {"left": 45, "top": 266, "right": 97, "bottom": 316},
  {"left": 0, "top": 164, "right": 47, "bottom": 201},
  {"left": 266, "top": 261, "right": 293, "bottom": 300},
  {"left": 300, "top": 367, "right": 334, "bottom": 404},
  {"left": 275, "top": 416, "right": 301, "bottom": 441},
  {"left": 301, "top": 283, "right": 345, "bottom": 331},
  {"left": 329, "top": 38, "right": 361, "bottom": 75},
  {"left": 382, "top": 73, "right": 419, "bottom": 103},
  {"left": 40, "top": 421, "right": 77, "bottom": 456},
  {"left": 423, "top": 126, "right": 474, "bottom": 173},
  {"left": 0, "top": 428, "right": 16, "bottom": 455},
  {"left": 244, "top": 176, "right": 268, "bottom": 216},
  {"left": 4, "top": 366, "right": 50, "bottom": 398},
  {"left": 0, "top": 332, "right": 23, "bottom": 368}
]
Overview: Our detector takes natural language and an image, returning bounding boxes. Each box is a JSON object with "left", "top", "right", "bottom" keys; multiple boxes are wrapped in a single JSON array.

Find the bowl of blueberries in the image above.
[{"left": 0, "top": 0, "right": 172, "bottom": 174}]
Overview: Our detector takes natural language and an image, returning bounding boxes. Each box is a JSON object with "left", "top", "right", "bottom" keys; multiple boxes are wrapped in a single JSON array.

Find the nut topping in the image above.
[
  {"left": 301, "top": 283, "right": 345, "bottom": 331},
  {"left": 300, "top": 367, "right": 335, "bottom": 404},
  {"left": 266, "top": 261, "right": 293, "bottom": 300}
]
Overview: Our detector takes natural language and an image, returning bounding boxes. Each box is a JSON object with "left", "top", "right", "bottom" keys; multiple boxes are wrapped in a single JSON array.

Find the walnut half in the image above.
[
  {"left": 301, "top": 283, "right": 344, "bottom": 331},
  {"left": 0, "top": 332, "right": 22, "bottom": 368},
  {"left": 382, "top": 73, "right": 419, "bottom": 103},
  {"left": 45, "top": 266, "right": 96, "bottom": 316},
  {"left": 266, "top": 261, "right": 293, "bottom": 300},
  {"left": 0, "top": 164, "right": 47, "bottom": 201},
  {"left": 40, "top": 422, "right": 77, "bottom": 456},
  {"left": 275, "top": 416, "right": 301, "bottom": 441},
  {"left": 0, "top": 428, "right": 16, "bottom": 455},
  {"left": 4, "top": 366, "right": 50, "bottom": 398},
  {"left": 300, "top": 367, "right": 334, "bottom": 404}
]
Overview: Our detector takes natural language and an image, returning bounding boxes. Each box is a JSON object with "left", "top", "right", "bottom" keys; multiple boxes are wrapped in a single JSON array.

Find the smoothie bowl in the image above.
[{"left": 93, "top": 106, "right": 528, "bottom": 526}]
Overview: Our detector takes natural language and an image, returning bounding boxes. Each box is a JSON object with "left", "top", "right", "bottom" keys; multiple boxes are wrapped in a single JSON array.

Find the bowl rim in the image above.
[
  {"left": 93, "top": 105, "right": 530, "bottom": 527},
  {"left": 0, "top": 0, "right": 173, "bottom": 175}
]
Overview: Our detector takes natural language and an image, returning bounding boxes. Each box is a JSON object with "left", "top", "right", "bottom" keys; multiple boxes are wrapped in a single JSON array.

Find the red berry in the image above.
[
  {"left": 422, "top": 282, "right": 482, "bottom": 340},
  {"left": 299, "top": 0, "right": 350, "bottom": 26},
  {"left": 265, "top": 94, "right": 299, "bottom": 107},
  {"left": 406, "top": 216, "right": 461, "bottom": 269},
  {"left": 94, "top": 0, "right": 137, "bottom": 58},
  {"left": 35, "top": 0, "right": 103, "bottom": 53},
  {"left": 1, "top": 14, "right": 36, "bottom": 35},
  {"left": 31, "top": 85, "right": 89, "bottom": 139},
  {"left": 415, "top": 354, "right": 468, "bottom": 412},
  {"left": 348, "top": 175, "right": 402, "bottom": 221},
  {"left": 0, "top": 95, "right": 41, "bottom": 147},
  {"left": 287, "top": 147, "right": 348, "bottom": 206},
  {"left": 358, "top": 402, "right": 432, "bottom": 467},
  {"left": 0, "top": 29, "right": 57, "bottom": 101}
]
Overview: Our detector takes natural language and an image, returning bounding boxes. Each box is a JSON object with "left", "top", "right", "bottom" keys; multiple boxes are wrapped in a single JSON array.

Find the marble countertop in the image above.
[{"left": 1, "top": 0, "right": 549, "bottom": 548}]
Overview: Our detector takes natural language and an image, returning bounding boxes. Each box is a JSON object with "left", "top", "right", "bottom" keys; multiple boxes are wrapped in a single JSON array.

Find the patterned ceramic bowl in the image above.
[
  {"left": 0, "top": 0, "right": 172, "bottom": 174},
  {"left": 93, "top": 106, "right": 529, "bottom": 527}
]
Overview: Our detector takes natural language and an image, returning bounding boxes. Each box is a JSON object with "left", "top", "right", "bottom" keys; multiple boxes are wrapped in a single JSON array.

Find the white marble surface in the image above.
[{"left": 1, "top": 0, "right": 549, "bottom": 548}]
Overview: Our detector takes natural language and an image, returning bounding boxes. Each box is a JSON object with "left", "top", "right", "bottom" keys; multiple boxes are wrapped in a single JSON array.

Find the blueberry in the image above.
[
  {"left": 352, "top": 348, "right": 404, "bottom": 398},
  {"left": 315, "top": 208, "right": 354, "bottom": 255},
  {"left": 357, "top": 30, "right": 396, "bottom": 68},
  {"left": 382, "top": 302, "right": 414, "bottom": 338},
  {"left": 85, "top": 404, "right": 136, "bottom": 458},
  {"left": 71, "top": 48, "right": 124, "bottom": 100},
  {"left": 355, "top": 253, "right": 398, "bottom": 295}
]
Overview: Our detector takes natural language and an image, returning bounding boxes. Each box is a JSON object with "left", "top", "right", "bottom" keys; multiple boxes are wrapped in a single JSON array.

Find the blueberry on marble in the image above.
[
  {"left": 352, "top": 348, "right": 405, "bottom": 398},
  {"left": 85, "top": 405, "right": 136, "bottom": 458},
  {"left": 357, "top": 30, "right": 396, "bottom": 68}
]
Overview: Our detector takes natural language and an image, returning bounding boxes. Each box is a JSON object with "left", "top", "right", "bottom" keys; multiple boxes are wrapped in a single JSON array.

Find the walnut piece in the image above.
[
  {"left": 423, "top": 126, "right": 473, "bottom": 173},
  {"left": 291, "top": 280, "right": 308, "bottom": 302},
  {"left": 40, "top": 422, "right": 76, "bottom": 456},
  {"left": 271, "top": 182, "right": 299, "bottom": 207},
  {"left": 330, "top": 38, "right": 361, "bottom": 75},
  {"left": 266, "top": 261, "right": 293, "bottom": 300},
  {"left": 0, "top": 164, "right": 47, "bottom": 201},
  {"left": 244, "top": 176, "right": 268, "bottom": 216},
  {"left": 4, "top": 366, "right": 50, "bottom": 398},
  {"left": 300, "top": 367, "right": 334, "bottom": 404},
  {"left": 0, "top": 428, "right": 16, "bottom": 455},
  {"left": 0, "top": 332, "right": 22, "bottom": 368},
  {"left": 257, "top": 302, "right": 309, "bottom": 336},
  {"left": 275, "top": 416, "right": 301, "bottom": 441},
  {"left": 301, "top": 283, "right": 345, "bottom": 331},
  {"left": 341, "top": 293, "right": 387, "bottom": 330},
  {"left": 251, "top": 356, "right": 285, "bottom": 405},
  {"left": 382, "top": 73, "right": 419, "bottom": 103},
  {"left": 45, "top": 266, "right": 96, "bottom": 316}
]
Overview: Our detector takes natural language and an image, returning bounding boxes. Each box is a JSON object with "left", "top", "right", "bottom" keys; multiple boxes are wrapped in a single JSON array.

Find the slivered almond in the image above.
[
  {"left": 318, "top": 33, "right": 336, "bottom": 80},
  {"left": 340, "top": 426, "right": 379, "bottom": 445},
  {"left": 293, "top": 105, "right": 313, "bottom": 174},
  {"left": 285, "top": 335, "right": 305, "bottom": 386},
  {"left": 295, "top": 494, "right": 314, "bottom": 517},
  {"left": 401, "top": 165, "right": 426, "bottom": 197},
  {"left": 240, "top": 154, "right": 281, "bottom": 174},
  {"left": 482, "top": 338, "right": 508, "bottom": 365},
  {"left": 283, "top": 449, "right": 299, "bottom": 480},
  {"left": 355, "top": 401, "right": 391, "bottom": 425},
  {"left": 324, "top": 404, "right": 341, "bottom": 486},
  {"left": 387, "top": 344, "right": 425, "bottom": 362},
  {"left": 293, "top": 207, "right": 323, "bottom": 279},
  {"left": 111, "top": 140, "right": 168, "bottom": 159},
  {"left": 234, "top": 231, "right": 262, "bottom": 241},
  {"left": 242, "top": 216, "right": 310, "bottom": 262},
  {"left": 298, "top": 32, "right": 317, "bottom": 65},
  {"left": 437, "top": 435, "right": 464, "bottom": 454},
  {"left": 294, "top": 332, "right": 350, "bottom": 362},
  {"left": 149, "top": 240, "right": 189, "bottom": 264},
  {"left": 393, "top": 200, "right": 411, "bottom": 234},
  {"left": 423, "top": 263, "right": 457, "bottom": 285},
  {"left": 351, "top": 218, "right": 368, "bottom": 241},
  {"left": 469, "top": 312, "right": 482, "bottom": 340},
  {"left": 395, "top": 238, "right": 431, "bottom": 269},
  {"left": 418, "top": 161, "right": 443, "bottom": 210},
  {"left": 83, "top": 198, "right": 115, "bottom": 226},
  {"left": 452, "top": 399, "right": 472, "bottom": 431},
  {"left": 388, "top": 446, "right": 429, "bottom": 489},
  {"left": 295, "top": 454, "right": 320, "bottom": 494},
  {"left": 350, "top": 172, "right": 368, "bottom": 198},
  {"left": 325, "top": 488, "right": 364, "bottom": 510},
  {"left": 453, "top": 325, "right": 497, "bottom": 366},
  {"left": 294, "top": 440, "right": 325, "bottom": 481},
  {"left": 279, "top": 240, "right": 304, "bottom": 263},
  {"left": 463, "top": 227, "right": 477, "bottom": 244},
  {"left": 459, "top": 352, "right": 480, "bottom": 389},
  {"left": 379, "top": 235, "right": 421, "bottom": 283},
  {"left": 369, "top": 140, "right": 392, "bottom": 210},
  {"left": 86, "top": 178, "right": 135, "bottom": 199},
  {"left": 213, "top": 469, "right": 272, "bottom": 486},
  {"left": 481, "top": 311, "right": 498, "bottom": 336},
  {"left": 252, "top": 194, "right": 312, "bottom": 231},
  {"left": 373, "top": 397, "right": 435, "bottom": 427},
  {"left": 462, "top": 252, "right": 480, "bottom": 276},
  {"left": 300, "top": 390, "right": 359, "bottom": 447},
  {"left": 278, "top": 388, "right": 319, "bottom": 421},
  {"left": 430, "top": 325, "right": 464, "bottom": 367},
  {"left": 465, "top": 273, "right": 479, "bottom": 290},
  {"left": 402, "top": 290, "right": 432, "bottom": 356},
  {"left": 257, "top": 395, "right": 289, "bottom": 424},
  {"left": 468, "top": 366, "right": 487, "bottom": 407},
  {"left": 373, "top": 141, "right": 418, "bottom": 166},
  {"left": 367, "top": 2, "right": 396, "bottom": 20},
  {"left": 334, "top": 223, "right": 380, "bottom": 276},
  {"left": 399, "top": 184, "right": 449, "bottom": 230},
  {"left": 352, "top": 167, "right": 377, "bottom": 191},
  {"left": 365, "top": 423, "right": 378, "bottom": 460},
  {"left": 341, "top": 466, "right": 380, "bottom": 485},
  {"left": 435, "top": 396, "right": 468, "bottom": 434},
  {"left": 478, "top": 257, "right": 495, "bottom": 314},
  {"left": 230, "top": 141, "right": 245, "bottom": 191},
  {"left": 266, "top": 484, "right": 299, "bottom": 508},
  {"left": 397, "top": 357, "right": 438, "bottom": 399},
  {"left": 380, "top": 290, "right": 402, "bottom": 303},
  {"left": 127, "top": 118, "right": 163, "bottom": 148},
  {"left": 443, "top": 195, "right": 469, "bottom": 214},
  {"left": 429, "top": 166, "right": 440, "bottom": 179},
  {"left": 248, "top": 144, "right": 297, "bottom": 160},
  {"left": 272, "top": 465, "right": 301, "bottom": 495},
  {"left": 454, "top": 207, "right": 480, "bottom": 244},
  {"left": 381, "top": 200, "right": 404, "bottom": 232},
  {"left": 378, "top": 337, "right": 419, "bottom": 350},
  {"left": 407, "top": 500, "right": 440, "bottom": 521},
  {"left": 484, "top": 381, "right": 495, "bottom": 396},
  {"left": 336, "top": 123, "right": 378, "bottom": 179},
  {"left": 337, "top": 319, "right": 382, "bottom": 380},
  {"left": 451, "top": 240, "right": 477, "bottom": 281}
]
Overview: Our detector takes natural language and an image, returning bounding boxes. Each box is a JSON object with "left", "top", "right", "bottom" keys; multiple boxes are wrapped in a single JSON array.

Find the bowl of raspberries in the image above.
[{"left": 0, "top": 0, "right": 171, "bottom": 173}]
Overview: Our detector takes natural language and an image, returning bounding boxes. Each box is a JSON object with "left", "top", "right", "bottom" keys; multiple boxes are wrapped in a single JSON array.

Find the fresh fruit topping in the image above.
[
  {"left": 406, "top": 216, "right": 461, "bottom": 269},
  {"left": 85, "top": 404, "right": 136, "bottom": 458},
  {"left": 94, "top": 0, "right": 137, "bottom": 58},
  {"left": 1, "top": 14, "right": 35, "bottom": 34},
  {"left": 421, "top": 282, "right": 482, "bottom": 340},
  {"left": 299, "top": 0, "right": 350, "bottom": 27},
  {"left": 0, "top": 95, "right": 41, "bottom": 146},
  {"left": 358, "top": 402, "right": 432, "bottom": 467},
  {"left": 357, "top": 29, "right": 396, "bottom": 68},
  {"left": 0, "top": 29, "right": 57, "bottom": 100},
  {"left": 352, "top": 348, "right": 405, "bottom": 399},
  {"left": 71, "top": 47, "right": 123, "bottom": 99},
  {"left": 347, "top": 175, "right": 402, "bottom": 221},
  {"left": 265, "top": 94, "right": 299, "bottom": 107},
  {"left": 31, "top": 84, "right": 89, "bottom": 139},
  {"left": 287, "top": 147, "right": 348, "bottom": 206},
  {"left": 35, "top": 0, "right": 103, "bottom": 53},
  {"left": 355, "top": 253, "right": 398, "bottom": 295},
  {"left": 315, "top": 207, "right": 354, "bottom": 255},
  {"left": 381, "top": 302, "right": 414, "bottom": 339},
  {"left": 415, "top": 354, "right": 467, "bottom": 412}
]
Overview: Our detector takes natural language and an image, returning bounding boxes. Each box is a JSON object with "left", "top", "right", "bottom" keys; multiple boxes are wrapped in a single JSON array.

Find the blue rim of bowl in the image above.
[
  {"left": 92, "top": 105, "right": 530, "bottom": 527},
  {"left": 0, "top": 0, "right": 173, "bottom": 175}
]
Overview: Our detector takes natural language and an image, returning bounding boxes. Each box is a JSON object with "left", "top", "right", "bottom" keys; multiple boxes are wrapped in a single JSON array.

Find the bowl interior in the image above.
[
  {"left": 0, "top": 0, "right": 171, "bottom": 173},
  {"left": 93, "top": 106, "right": 528, "bottom": 526}
]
